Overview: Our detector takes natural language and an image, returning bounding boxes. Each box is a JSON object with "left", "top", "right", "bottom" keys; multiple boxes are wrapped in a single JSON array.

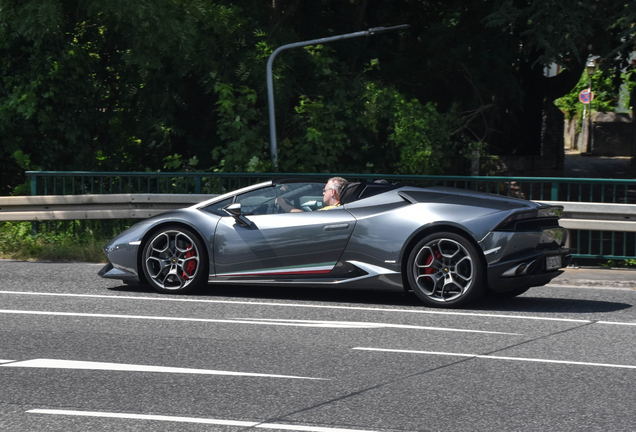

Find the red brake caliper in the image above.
[
  {"left": 183, "top": 244, "right": 196, "bottom": 279},
  {"left": 424, "top": 250, "right": 441, "bottom": 274}
]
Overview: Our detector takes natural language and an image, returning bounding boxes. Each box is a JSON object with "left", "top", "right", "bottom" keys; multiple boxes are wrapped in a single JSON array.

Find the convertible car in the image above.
[{"left": 99, "top": 179, "right": 571, "bottom": 307}]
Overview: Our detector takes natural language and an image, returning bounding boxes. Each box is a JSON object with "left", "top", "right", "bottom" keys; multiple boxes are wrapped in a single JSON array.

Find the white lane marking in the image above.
[
  {"left": 239, "top": 318, "right": 519, "bottom": 335},
  {"left": 597, "top": 321, "right": 636, "bottom": 326},
  {"left": 0, "top": 310, "right": 517, "bottom": 335},
  {"left": 27, "top": 409, "right": 377, "bottom": 432},
  {"left": 0, "top": 290, "right": 592, "bottom": 323},
  {"left": 546, "top": 284, "right": 635, "bottom": 291},
  {"left": 0, "top": 360, "right": 14, "bottom": 364},
  {"left": 2, "top": 359, "right": 325, "bottom": 380},
  {"left": 353, "top": 347, "right": 636, "bottom": 370}
]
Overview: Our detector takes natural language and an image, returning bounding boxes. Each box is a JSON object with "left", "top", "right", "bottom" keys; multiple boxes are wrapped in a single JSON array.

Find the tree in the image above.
[
  {"left": 0, "top": 0, "right": 269, "bottom": 193},
  {"left": 1, "top": 0, "right": 635, "bottom": 195},
  {"left": 484, "top": 0, "right": 635, "bottom": 155}
]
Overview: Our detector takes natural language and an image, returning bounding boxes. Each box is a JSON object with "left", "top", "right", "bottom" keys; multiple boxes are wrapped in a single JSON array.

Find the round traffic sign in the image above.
[{"left": 579, "top": 89, "right": 594, "bottom": 104}]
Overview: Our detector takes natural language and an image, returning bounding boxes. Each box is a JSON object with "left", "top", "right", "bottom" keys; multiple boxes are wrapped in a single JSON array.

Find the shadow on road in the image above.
[
  {"left": 471, "top": 296, "right": 631, "bottom": 314},
  {"left": 108, "top": 283, "right": 632, "bottom": 314},
  {"left": 107, "top": 284, "right": 157, "bottom": 294},
  {"left": 110, "top": 283, "right": 422, "bottom": 307}
]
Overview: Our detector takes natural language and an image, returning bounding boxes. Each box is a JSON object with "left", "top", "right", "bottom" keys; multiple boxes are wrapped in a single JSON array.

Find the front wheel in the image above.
[
  {"left": 407, "top": 232, "right": 484, "bottom": 308},
  {"left": 142, "top": 225, "right": 207, "bottom": 294}
]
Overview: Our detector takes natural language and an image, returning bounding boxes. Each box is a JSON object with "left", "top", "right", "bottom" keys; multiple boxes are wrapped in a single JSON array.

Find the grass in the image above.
[
  {"left": 601, "top": 259, "right": 636, "bottom": 268},
  {"left": 0, "top": 221, "right": 113, "bottom": 262}
]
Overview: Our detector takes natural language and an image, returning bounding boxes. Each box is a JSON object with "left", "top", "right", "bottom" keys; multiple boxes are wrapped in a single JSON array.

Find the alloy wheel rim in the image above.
[
  {"left": 413, "top": 238, "right": 474, "bottom": 302},
  {"left": 145, "top": 230, "right": 200, "bottom": 290}
]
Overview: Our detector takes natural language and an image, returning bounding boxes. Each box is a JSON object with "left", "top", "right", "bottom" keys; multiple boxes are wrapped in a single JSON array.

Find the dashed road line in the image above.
[
  {"left": 2, "top": 358, "right": 326, "bottom": 380},
  {"left": 27, "top": 409, "right": 377, "bottom": 432},
  {"left": 353, "top": 347, "right": 636, "bottom": 370},
  {"left": 0, "top": 309, "right": 518, "bottom": 335},
  {"left": 0, "top": 290, "right": 595, "bottom": 323}
]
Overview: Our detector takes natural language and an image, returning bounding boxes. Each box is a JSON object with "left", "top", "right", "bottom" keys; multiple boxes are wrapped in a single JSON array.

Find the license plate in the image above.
[{"left": 546, "top": 255, "right": 561, "bottom": 270}]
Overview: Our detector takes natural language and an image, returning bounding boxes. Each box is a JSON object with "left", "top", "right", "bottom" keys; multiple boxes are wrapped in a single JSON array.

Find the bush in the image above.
[{"left": 0, "top": 221, "right": 110, "bottom": 262}]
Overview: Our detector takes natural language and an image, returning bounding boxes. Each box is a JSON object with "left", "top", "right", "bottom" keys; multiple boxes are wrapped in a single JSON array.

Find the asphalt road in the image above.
[{"left": 1, "top": 260, "right": 636, "bottom": 432}]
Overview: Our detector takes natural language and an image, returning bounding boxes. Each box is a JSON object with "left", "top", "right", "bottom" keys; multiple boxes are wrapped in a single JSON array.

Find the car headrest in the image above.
[{"left": 339, "top": 182, "right": 363, "bottom": 205}]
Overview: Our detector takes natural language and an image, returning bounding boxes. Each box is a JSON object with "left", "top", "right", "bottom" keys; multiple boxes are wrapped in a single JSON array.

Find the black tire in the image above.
[
  {"left": 407, "top": 232, "right": 485, "bottom": 308},
  {"left": 141, "top": 225, "right": 208, "bottom": 294}
]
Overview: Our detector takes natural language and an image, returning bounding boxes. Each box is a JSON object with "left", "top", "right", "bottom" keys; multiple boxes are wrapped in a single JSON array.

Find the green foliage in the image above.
[
  {"left": 276, "top": 45, "right": 368, "bottom": 173},
  {"left": 9, "top": 150, "right": 40, "bottom": 195},
  {"left": 602, "top": 259, "right": 636, "bottom": 268},
  {"left": 486, "top": 0, "right": 597, "bottom": 68},
  {"left": 623, "top": 69, "right": 636, "bottom": 110},
  {"left": 0, "top": 0, "right": 269, "bottom": 192},
  {"left": 163, "top": 154, "right": 200, "bottom": 172},
  {"left": 277, "top": 46, "right": 470, "bottom": 175},
  {"left": 213, "top": 82, "right": 270, "bottom": 172},
  {"left": 287, "top": 94, "right": 353, "bottom": 172},
  {"left": 0, "top": 0, "right": 634, "bottom": 193},
  {"left": 554, "top": 68, "right": 619, "bottom": 121},
  {"left": 389, "top": 98, "right": 457, "bottom": 176},
  {"left": 0, "top": 221, "right": 108, "bottom": 262}
]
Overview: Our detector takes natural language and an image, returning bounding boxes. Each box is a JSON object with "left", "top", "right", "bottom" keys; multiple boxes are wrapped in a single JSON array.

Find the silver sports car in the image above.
[{"left": 99, "top": 179, "right": 571, "bottom": 307}]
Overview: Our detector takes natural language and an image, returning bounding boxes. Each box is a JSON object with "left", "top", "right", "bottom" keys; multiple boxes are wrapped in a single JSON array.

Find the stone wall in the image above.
[
  {"left": 481, "top": 112, "right": 634, "bottom": 177},
  {"left": 565, "top": 112, "right": 634, "bottom": 156},
  {"left": 590, "top": 112, "right": 634, "bottom": 156}
]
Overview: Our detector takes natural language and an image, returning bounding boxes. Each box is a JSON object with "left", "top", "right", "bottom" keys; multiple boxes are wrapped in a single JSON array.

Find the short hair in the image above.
[{"left": 328, "top": 177, "right": 347, "bottom": 196}]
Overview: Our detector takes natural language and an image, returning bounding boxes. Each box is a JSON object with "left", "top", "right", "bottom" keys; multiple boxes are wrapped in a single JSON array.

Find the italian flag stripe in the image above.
[{"left": 216, "top": 262, "right": 336, "bottom": 277}]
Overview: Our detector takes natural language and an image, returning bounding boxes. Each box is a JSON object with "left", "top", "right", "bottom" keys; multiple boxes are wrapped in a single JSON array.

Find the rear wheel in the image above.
[
  {"left": 407, "top": 232, "right": 484, "bottom": 307},
  {"left": 142, "top": 225, "right": 207, "bottom": 294}
]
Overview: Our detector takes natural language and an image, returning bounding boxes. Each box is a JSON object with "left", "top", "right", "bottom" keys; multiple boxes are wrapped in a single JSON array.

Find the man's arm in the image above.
[{"left": 275, "top": 197, "right": 303, "bottom": 212}]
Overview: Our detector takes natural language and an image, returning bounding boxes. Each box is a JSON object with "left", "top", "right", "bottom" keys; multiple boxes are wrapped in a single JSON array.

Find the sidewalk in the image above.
[
  {"left": 552, "top": 266, "right": 636, "bottom": 289},
  {"left": 564, "top": 150, "right": 634, "bottom": 179}
]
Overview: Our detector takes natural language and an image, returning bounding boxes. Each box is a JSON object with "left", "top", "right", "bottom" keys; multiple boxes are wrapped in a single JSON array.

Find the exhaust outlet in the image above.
[{"left": 502, "top": 263, "right": 527, "bottom": 277}]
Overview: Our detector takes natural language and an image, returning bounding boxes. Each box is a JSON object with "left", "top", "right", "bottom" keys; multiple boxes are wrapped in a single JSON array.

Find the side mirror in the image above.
[{"left": 222, "top": 203, "right": 252, "bottom": 227}]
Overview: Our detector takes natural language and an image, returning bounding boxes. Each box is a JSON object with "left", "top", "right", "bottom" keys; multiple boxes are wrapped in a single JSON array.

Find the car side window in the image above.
[
  {"left": 201, "top": 197, "right": 234, "bottom": 216},
  {"left": 201, "top": 183, "right": 328, "bottom": 216},
  {"left": 292, "top": 183, "right": 326, "bottom": 211},
  {"left": 237, "top": 183, "right": 326, "bottom": 215},
  {"left": 235, "top": 186, "right": 281, "bottom": 215}
]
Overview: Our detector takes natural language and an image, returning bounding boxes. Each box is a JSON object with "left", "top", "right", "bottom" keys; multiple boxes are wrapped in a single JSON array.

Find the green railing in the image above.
[
  {"left": 27, "top": 171, "right": 636, "bottom": 203},
  {"left": 26, "top": 171, "right": 636, "bottom": 261}
]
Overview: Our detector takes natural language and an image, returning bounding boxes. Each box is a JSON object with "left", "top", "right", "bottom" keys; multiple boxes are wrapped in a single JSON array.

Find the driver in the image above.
[
  {"left": 319, "top": 177, "right": 347, "bottom": 210},
  {"left": 276, "top": 177, "right": 347, "bottom": 212}
]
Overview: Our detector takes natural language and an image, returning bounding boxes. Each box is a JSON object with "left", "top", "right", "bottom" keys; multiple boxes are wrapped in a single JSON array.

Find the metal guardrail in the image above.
[
  {"left": 14, "top": 172, "right": 636, "bottom": 261},
  {"left": 0, "top": 194, "right": 214, "bottom": 221},
  {"left": 538, "top": 201, "right": 636, "bottom": 232},
  {"left": 3, "top": 194, "right": 636, "bottom": 261},
  {"left": 0, "top": 194, "right": 632, "bottom": 229},
  {"left": 535, "top": 201, "right": 636, "bottom": 260}
]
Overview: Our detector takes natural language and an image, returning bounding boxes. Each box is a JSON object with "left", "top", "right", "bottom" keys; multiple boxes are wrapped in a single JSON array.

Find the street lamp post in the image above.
[
  {"left": 266, "top": 25, "right": 409, "bottom": 167},
  {"left": 585, "top": 59, "right": 596, "bottom": 154}
]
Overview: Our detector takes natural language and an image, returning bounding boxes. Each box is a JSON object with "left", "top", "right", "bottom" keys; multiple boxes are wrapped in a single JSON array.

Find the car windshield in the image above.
[
  {"left": 201, "top": 182, "right": 326, "bottom": 216},
  {"left": 238, "top": 182, "right": 325, "bottom": 214}
]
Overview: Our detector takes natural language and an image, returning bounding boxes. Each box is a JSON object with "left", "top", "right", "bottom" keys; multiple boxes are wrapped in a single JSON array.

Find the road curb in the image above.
[
  {"left": 549, "top": 279, "right": 636, "bottom": 289},
  {"left": 552, "top": 266, "right": 636, "bottom": 289}
]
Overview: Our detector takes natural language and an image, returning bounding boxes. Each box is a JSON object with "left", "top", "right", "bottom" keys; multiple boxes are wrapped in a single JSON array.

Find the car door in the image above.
[{"left": 213, "top": 209, "right": 356, "bottom": 279}]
